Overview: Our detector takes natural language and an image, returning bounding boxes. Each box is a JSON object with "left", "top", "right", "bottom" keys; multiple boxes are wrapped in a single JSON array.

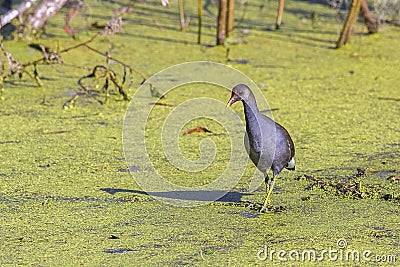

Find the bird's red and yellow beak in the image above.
[{"left": 226, "top": 92, "right": 237, "bottom": 107}]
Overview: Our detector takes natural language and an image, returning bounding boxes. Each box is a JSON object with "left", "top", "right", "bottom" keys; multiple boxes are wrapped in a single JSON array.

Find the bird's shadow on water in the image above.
[{"left": 100, "top": 188, "right": 252, "bottom": 203}]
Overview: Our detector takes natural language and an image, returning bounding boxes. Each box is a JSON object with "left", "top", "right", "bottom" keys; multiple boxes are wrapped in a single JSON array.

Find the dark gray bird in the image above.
[{"left": 227, "top": 84, "right": 295, "bottom": 212}]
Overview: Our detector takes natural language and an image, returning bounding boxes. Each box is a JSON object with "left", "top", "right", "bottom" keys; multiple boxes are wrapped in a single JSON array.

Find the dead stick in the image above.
[
  {"left": 83, "top": 44, "right": 146, "bottom": 82},
  {"left": 178, "top": 0, "right": 185, "bottom": 31},
  {"left": 197, "top": 0, "right": 202, "bottom": 44},
  {"left": 22, "top": 34, "right": 100, "bottom": 68},
  {"left": 276, "top": 0, "right": 284, "bottom": 30},
  {"left": 336, "top": 0, "right": 362, "bottom": 48}
]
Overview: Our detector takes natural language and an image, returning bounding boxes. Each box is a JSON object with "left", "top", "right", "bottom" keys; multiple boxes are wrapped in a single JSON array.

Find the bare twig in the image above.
[
  {"left": 21, "top": 34, "right": 100, "bottom": 68},
  {"left": 83, "top": 43, "right": 146, "bottom": 83},
  {"left": 77, "top": 64, "right": 129, "bottom": 102},
  {"left": 197, "top": 0, "right": 202, "bottom": 44},
  {"left": 0, "top": 44, "right": 42, "bottom": 86},
  {"left": 178, "top": 0, "right": 185, "bottom": 31},
  {"left": 4, "top": 33, "right": 145, "bottom": 93},
  {"left": 276, "top": 0, "right": 284, "bottom": 29}
]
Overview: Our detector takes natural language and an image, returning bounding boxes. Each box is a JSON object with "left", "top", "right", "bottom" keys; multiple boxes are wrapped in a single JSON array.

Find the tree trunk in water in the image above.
[
  {"left": 178, "top": 0, "right": 185, "bottom": 31},
  {"left": 361, "top": 0, "right": 378, "bottom": 33},
  {"left": 216, "top": 0, "right": 227, "bottom": 45},
  {"left": 276, "top": 0, "right": 284, "bottom": 29},
  {"left": 24, "top": 0, "right": 69, "bottom": 31},
  {"left": 336, "top": 0, "right": 362, "bottom": 48},
  {"left": 197, "top": 0, "right": 202, "bottom": 44},
  {"left": 226, "top": 0, "right": 234, "bottom": 37}
]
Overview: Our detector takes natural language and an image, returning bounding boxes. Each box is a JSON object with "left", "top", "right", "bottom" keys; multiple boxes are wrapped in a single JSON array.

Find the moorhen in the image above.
[{"left": 227, "top": 84, "right": 295, "bottom": 212}]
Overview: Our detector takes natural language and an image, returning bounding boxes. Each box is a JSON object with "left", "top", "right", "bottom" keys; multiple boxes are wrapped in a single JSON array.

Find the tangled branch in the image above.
[
  {"left": 1, "top": 33, "right": 146, "bottom": 106},
  {"left": 73, "top": 64, "right": 129, "bottom": 106}
]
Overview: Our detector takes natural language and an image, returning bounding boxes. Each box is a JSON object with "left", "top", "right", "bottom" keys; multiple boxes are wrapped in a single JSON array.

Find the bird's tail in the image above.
[{"left": 286, "top": 157, "right": 295, "bottom": 170}]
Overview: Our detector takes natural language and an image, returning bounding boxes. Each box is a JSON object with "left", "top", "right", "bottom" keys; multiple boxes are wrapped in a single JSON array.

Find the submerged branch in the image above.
[{"left": 77, "top": 64, "right": 130, "bottom": 103}]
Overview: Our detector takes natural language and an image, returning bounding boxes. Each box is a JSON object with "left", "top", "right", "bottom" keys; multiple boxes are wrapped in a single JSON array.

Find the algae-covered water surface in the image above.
[{"left": 1, "top": 0, "right": 399, "bottom": 265}]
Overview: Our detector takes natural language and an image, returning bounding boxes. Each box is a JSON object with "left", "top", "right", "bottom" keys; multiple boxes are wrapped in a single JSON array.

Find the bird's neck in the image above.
[{"left": 242, "top": 97, "right": 260, "bottom": 136}]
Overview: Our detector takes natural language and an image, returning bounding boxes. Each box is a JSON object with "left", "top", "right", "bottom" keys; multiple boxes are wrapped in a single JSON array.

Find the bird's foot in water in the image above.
[
  {"left": 260, "top": 196, "right": 272, "bottom": 213},
  {"left": 260, "top": 203, "right": 274, "bottom": 213},
  {"left": 259, "top": 204, "right": 287, "bottom": 213}
]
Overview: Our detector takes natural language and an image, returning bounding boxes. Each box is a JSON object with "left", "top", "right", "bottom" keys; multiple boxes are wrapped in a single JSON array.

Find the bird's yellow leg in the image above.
[{"left": 261, "top": 177, "right": 275, "bottom": 212}]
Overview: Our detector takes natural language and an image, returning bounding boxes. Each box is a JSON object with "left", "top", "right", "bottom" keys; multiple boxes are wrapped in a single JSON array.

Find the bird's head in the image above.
[{"left": 226, "top": 84, "right": 252, "bottom": 107}]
